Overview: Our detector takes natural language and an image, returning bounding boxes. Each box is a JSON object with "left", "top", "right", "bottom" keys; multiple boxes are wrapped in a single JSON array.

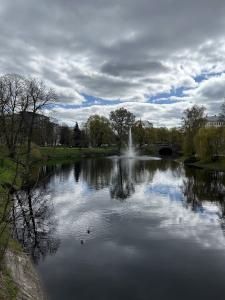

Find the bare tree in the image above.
[
  {"left": 12, "top": 186, "right": 59, "bottom": 263},
  {"left": 0, "top": 74, "right": 29, "bottom": 157},
  {"left": 24, "top": 78, "right": 56, "bottom": 170},
  {"left": 0, "top": 75, "right": 56, "bottom": 160}
]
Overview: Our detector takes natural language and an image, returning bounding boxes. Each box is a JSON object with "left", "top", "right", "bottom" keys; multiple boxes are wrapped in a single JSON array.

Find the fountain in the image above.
[
  {"left": 126, "top": 127, "right": 136, "bottom": 158},
  {"left": 122, "top": 127, "right": 160, "bottom": 160}
]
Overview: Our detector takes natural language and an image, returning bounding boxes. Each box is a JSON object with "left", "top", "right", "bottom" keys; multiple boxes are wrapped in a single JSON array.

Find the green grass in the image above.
[
  {"left": 0, "top": 158, "right": 22, "bottom": 190},
  {"left": 0, "top": 146, "right": 119, "bottom": 193},
  {"left": 40, "top": 146, "right": 119, "bottom": 161}
]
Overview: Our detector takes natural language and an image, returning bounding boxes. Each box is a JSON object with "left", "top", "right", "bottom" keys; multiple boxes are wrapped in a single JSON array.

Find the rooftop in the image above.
[{"left": 206, "top": 115, "right": 222, "bottom": 122}]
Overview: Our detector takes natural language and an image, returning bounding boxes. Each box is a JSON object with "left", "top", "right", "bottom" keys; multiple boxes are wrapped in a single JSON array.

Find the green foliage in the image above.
[
  {"left": 30, "top": 143, "right": 42, "bottom": 161},
  {"left": 141, "top": 126, "right": 183, "bottom": 147},
  {"left": 170, "top": 127, "right": 183, "bottom": 145},
  {"left": 132, "top": 122, "right": 146, "bottom": 148},
  {"left": 0, "top": 158, "right": 22, "bottom": 188},
  {"left": 183, "top": 134, "right": 194, "bottom": 156},
  {"left": 110, "top": 108, "right": 135, "bottom": 149},
  {"left": 194, "top": 127, "right": 225, "bottom": 162},
  {"left": 182, "top": 105, "right": 206, "bottom": 155},
  {"left": 0, "top": 144, "right": 44, "bottom": 192},
  {"left": 86, "top": 115, "right": 113, "bottom": 147},
  {"left": 18, "top": 143, "right": 42, "bottom": 161},
  {"left": 182, "top": 105, "right": 206, "bottom": 133},
  {"left": 145, "top": 127, "right": 157, "bottom": 144},
  {"left": 155, "top": 127, "right": 169, "bottom": 142}
]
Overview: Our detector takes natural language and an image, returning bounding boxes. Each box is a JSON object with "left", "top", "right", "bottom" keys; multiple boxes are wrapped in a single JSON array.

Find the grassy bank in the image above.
[
  {"left": 0, "top": 146, "right": 119, "bottom": 182},
  {"left": 0, "top": 145, "right": 119, "bottom": 264},
  {"left": 0, "top": 158, "right": 22, "bottom": 191},
  {"left": 0, "top": 148, "right": 29, "bottom": 299},
  {"left": 0, "top": 190, "right": 20, "bottom": 299},
  {"left": 39, "top": 146, "right": 119, "bottom": 162},
  {"left": 187, "top": 159, "right": 225, "bottom": 171},
  {"left": 177, "top": 155, "right": 225, "bottom": 172},
  {"left": 0, "top": 146, "right": 119, "bottom": 187}
]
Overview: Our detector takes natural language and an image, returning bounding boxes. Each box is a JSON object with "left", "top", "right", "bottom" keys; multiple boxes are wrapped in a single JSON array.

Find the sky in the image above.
[{"left": 1, "top": 0, "right": 225, "bottom": 127}]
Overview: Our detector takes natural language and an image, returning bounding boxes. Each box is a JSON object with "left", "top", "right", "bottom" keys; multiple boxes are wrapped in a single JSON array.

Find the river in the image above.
[{"left": 12, "top": 157, "right": 225, "bottom": 300}]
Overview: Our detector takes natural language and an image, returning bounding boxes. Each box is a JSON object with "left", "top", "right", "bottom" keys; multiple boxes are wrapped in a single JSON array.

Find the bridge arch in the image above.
[{"left": 158, "top": 146, "right": 173, "bottom": 156}]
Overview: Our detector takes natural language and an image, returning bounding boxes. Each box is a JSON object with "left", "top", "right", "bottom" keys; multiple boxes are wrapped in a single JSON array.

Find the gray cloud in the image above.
[
  {"left": 101, "top": 61, "right": 169, "bottom": 77},
  {"left": 46, "top": 101, "right": 188, "bottom": 128},
  {"left": 1, "top": 0, "right": 225, "bottom": 123}
]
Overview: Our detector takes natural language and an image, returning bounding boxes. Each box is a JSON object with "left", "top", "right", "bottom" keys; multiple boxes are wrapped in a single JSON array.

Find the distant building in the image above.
[
  {"left": 206, "top": 115, "right": 225, "bottom": 128},
  {"left": 135, "top": 120, "right": 153, "bottom": 128},
  {"left": 20, "top": 111, "right": 61, "bottom": 146}
]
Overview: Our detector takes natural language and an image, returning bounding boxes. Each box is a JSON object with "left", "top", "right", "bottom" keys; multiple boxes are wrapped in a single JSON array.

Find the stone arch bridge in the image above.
[{"left": 154, "top": 142, "right": 179, "bottom": 156}]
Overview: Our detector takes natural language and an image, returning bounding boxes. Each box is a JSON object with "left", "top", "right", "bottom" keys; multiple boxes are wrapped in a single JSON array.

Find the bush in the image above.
[
  {"left": 194, "top": 127, "right": 225, "bottom": 162},
  {"left": 30, "top": 143, "right": 42, "bottom": 161}
]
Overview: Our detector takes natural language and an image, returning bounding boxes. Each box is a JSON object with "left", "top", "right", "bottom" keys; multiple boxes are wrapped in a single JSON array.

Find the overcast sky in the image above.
[{"left": 1, "top": 0, "right": 225, "bottom": 127}]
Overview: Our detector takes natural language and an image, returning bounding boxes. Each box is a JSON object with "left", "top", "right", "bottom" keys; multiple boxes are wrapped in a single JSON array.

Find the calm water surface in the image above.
[{"left": 13, "top": 157, "right": 225, "bottom": 300}]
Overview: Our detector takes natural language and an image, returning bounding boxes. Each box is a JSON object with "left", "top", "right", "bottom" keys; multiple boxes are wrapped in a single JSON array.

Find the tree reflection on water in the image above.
[
  {"left": 110, "top": 159, "right": 135, "bottom": 200},
  {"left": 182, "top": 167, "right": 225, "bottom": 210},
  {"left": 182, "top": 166, "right": 225, "bottom": 233},
  {"left": 9, "top": 157, "right": 225, "bottom": 262},
  {"left": 12, "top": 186, "right": 60, "bottom": 263}
]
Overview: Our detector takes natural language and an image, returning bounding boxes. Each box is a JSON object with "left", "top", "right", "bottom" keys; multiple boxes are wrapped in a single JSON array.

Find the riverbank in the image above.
[
  {"left": 39, "top": 146, "right": 119, "bottom": 162},
  {"left": 0, "top": 146, "right": 119, "bottom": 184},
  {"left": 0, "top": 146, "right": 119, "bottom": 298},
  {"left": 5, "top": 250, "right": 46, "bottom": 299},
  {"left": 1, "top": 148, "right": 225, "bottom": 298},
  {"left": 178, "top": 156, "right": 225, "bottom": 172},
  {"left": 0, "top": 176, "right": 23, "bottom": 299},
  {"left": 187, "top": 159, "right": 225, "bottom": 171},
  {"left": 0, "top": 196, "right": 27, "bottom": 299}
]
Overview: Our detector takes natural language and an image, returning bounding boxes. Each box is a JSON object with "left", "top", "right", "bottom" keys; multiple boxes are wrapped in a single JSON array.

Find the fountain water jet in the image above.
[{"left": 126, "top": 127, "right": 136, "bottom": 158}]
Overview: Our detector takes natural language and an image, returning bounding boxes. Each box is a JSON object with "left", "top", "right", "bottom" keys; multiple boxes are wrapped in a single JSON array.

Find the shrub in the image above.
[{"left": 194, "top": 127, "right": 225, "bottom": 162}]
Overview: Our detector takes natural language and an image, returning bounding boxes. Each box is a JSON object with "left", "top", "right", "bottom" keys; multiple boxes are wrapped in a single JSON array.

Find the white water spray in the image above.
[{"left": 126, "top": 127, "right": 135, "bottom": 158}]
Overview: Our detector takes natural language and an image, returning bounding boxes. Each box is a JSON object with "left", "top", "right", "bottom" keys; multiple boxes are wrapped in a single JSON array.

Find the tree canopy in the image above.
[
  {"left": 182, "top": 105, "right": 206, "bottom": 155},
  {"left": 86, "top": 115, "right": 113, "bottom": 147},
  {"left": 110, "top": 108, "right": 135, "bottom": 149}
]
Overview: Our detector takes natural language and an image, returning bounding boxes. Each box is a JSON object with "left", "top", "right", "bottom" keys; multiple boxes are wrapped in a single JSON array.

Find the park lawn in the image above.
[
  {"left": 0, "top": 158, "right": 22, "bottom": 191},
  {"left": 39, "top": 146, "right": 119, "bottom": 161},
  {"left": 0, "top": 146, "right": 118, "bottom": 186}
]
